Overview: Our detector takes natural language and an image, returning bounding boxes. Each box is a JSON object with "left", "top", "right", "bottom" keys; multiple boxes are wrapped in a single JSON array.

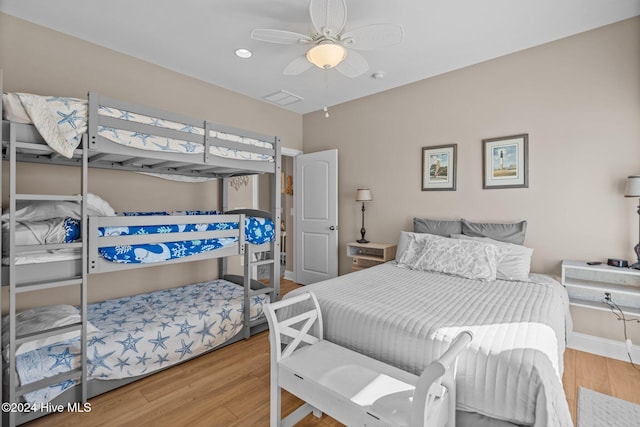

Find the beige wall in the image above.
[
  {"left": 2, "top": 12, "right": 639, "bottom": 343},
  {"left": 303, "top": 17, "right": 640, "bottom": 342},
  {"left": 0, "top": 13, "right": 302, "bottom": 310}
]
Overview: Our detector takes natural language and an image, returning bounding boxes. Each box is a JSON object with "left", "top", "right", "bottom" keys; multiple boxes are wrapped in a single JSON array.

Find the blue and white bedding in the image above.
[
  {"left": 3, "top": 92, "right": 274, "bottom": 160},
  {"left": 3, "top": 210, "right": 275, "bottom": 265},
  {"left": 14, "top": 279, "right": 269, "bottom": 405},
  {"left": 99, "top": 238, "right": 238, "bottom": 264},
  {"left": 106, "top": 211, "right": 274, "bottom": 245},
  {"left": 99, "top": 212, "right": 274, "bottom": 264}
]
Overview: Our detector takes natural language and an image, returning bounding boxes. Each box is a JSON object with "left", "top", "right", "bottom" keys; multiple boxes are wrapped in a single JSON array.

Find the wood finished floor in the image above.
[{"left": 25, "top": 278, "right": 640, "bottom": 427}]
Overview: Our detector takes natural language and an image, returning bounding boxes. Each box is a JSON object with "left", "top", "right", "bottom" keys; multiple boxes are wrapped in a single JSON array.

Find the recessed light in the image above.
[{"left": 235, "top": 48, "right": 253, "bottom": 59}]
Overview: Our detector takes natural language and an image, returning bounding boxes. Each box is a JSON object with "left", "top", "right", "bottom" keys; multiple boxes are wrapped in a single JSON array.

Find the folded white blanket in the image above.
[
  {"left": 1, "top": 193, "right": 115, "bottom": 222},
  {"left": 2, "top": 218, "right": 68, "bottom": 247}
]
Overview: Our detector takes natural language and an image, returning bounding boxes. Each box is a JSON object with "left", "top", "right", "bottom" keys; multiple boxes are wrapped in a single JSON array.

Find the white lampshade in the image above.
[
  {"left": 306, "top": 43, "right": 346, "bottom": 69},
  {"left": 625, "top": 176, "right": 640, "bottom": 197},
  {"left": 356, "top": 188, "right": 373, "bottom": 202}
]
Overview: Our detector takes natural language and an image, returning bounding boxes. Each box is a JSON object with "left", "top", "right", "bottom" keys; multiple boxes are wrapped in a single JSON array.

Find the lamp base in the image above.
[{"left": 358, "top": 226, "right": 368, "bottom": 244}]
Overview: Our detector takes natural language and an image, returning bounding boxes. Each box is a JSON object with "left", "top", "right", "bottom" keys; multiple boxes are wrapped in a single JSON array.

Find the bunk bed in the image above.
[{"left": 0, "top": 86, "right": 282, "bottom": 425}]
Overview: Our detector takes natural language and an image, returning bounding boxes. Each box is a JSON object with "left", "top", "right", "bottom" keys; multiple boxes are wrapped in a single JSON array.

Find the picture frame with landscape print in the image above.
[
  {"left": 482, "top": 134, "right": 528, "bottom": 189},
  {"left": 422, "top": 144, "right": 457, "bottom": 191}
]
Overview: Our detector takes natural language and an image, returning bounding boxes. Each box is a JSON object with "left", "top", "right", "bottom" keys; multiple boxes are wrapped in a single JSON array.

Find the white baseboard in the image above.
[
  {"left": 568, "top": 332, "right": 640, "bottom": 362},
  {"left": 283, "top": 270, "right": 294, "bottom": 281}
]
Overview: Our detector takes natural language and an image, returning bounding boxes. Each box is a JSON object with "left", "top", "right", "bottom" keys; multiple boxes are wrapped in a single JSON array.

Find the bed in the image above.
[
  {"left": 1, "top": 197, "right": 276, "bottom": 271},
  {"left": 3, "top": 278, "right": 269, "bottom": 406},
  {"left": 3, "top": 91, "right": 275, "bottom": 166},
  {"left": 284, "top": 222, "right": 574, "bottom": 427},
  {"left": 1, "top": 86, "right": 282, "bottom": 425}
]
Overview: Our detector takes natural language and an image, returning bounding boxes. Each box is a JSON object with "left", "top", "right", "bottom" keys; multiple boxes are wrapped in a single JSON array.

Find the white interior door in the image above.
[{"left": 294, "top": 149, "right": 338, "bottom": 285}]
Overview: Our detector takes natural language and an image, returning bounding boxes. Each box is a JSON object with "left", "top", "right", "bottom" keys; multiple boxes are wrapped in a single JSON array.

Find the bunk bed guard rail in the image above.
[
  {"left": 88, "top": 213, "right": 246, "bottom": 274},
  {"left": 87, "top": 92, "right": 277, "bottom": 173}
]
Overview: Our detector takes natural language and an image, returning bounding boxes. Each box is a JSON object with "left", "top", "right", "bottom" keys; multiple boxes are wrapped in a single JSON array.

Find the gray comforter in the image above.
[{"left": 286, "top": 262, "right": 573, "bottom": 427}]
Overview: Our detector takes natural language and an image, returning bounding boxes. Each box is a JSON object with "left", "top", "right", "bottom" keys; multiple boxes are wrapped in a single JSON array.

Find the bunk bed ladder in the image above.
[
  {"left": 218, "top": 135, "right": 280, "bottom": 341},
  {"left": 4, "top": 123, "right": 89, "bottom": 426},
  {"left": 242, "top": 242, "right": 279, "bottom": 339}
]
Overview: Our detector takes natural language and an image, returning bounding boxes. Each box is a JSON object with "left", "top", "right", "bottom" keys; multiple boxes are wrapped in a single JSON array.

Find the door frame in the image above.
[{"left": 281, "top": 147, "right": 302, "bottom": 282}]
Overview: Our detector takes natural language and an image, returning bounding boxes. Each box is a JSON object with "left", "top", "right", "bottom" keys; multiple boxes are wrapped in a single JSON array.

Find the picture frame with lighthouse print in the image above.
[
  {"left": 482, "top": 134, "right": 528, "bottom": 189},
  {"left": 422, "top": 144, "right": 457, "bottom": 191}
]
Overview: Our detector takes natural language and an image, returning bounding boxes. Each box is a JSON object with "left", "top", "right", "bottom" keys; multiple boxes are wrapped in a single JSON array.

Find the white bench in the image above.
[{"left": 264, "top": 292, "right": 472, "bottom": 427}]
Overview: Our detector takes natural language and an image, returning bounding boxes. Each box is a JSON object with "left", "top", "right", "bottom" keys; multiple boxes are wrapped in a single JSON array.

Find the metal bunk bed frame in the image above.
[{"left": 0, "top": 84, "right": 282, "bottom": 425}]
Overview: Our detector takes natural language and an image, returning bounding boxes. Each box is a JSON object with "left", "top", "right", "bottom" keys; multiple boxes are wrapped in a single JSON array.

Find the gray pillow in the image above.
[
  {"left": 461, "top": 219, "right": 527, "bottom": 245},
  {"left": 413, "top": 217, "right": 462, "bottom": 237}
]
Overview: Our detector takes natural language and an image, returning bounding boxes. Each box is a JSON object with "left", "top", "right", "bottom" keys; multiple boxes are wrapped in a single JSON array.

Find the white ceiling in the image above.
[{"left": 1, "top": 0, "right": 639, "bottom": 115}]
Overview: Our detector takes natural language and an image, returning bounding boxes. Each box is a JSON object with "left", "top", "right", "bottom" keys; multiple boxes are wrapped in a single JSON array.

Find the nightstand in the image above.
[
  {"left": 346, "top": 242, "right": 397, "bottom": 272},
  {"left": 561, "top": 260, "right": 640, "bottom": 316}
]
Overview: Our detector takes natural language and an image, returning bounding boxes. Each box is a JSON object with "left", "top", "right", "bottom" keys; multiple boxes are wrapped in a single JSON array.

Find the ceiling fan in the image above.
[{"left": 251, "top": 0, "right": 403, "bottom": 78}]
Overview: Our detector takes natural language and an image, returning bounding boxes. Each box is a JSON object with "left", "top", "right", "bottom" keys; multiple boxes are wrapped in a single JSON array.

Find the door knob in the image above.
[{"left": 329, "top": 226, "right": 336, "bottom": 231}]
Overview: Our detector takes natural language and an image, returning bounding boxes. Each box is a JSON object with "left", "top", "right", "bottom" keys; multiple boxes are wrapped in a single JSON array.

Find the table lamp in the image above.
[
  {"left": 624, "top": 175, "right": 640, "bottom": 269},
  {"left": 356, "top": 188, "right": 372, "bottom": 243}
]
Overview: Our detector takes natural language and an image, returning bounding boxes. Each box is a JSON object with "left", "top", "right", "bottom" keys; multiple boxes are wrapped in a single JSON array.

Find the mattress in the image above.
[
  {"left": 285, "top": 262, "right": 573, "bottom": 427},
  {"left": 11, "top": 279, "right": 268, "bottom": 405},
  {"left": 3, "top": 92, "right": 274, "bottom": 160}
]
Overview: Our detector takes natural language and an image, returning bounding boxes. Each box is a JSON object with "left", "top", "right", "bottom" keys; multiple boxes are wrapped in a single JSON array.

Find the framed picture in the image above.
[
  {"left": 482, "top": 134, "right": 528, "bottom": 189},
  {"left": 421, "top": 144, "right": 457, "bottom": 191}
]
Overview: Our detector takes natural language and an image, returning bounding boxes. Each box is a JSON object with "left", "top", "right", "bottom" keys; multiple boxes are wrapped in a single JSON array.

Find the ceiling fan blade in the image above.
[
  {"left": 283, "top": 55, "right": 314, "bottom": 76},
  {"left": 340, "top": 24, "right": 404, "bottom": 51},
  {"left": 251, "top": 29, "right": 313, "bottom": 45},
  {"left": 335, "top": 49, "right": 369, "bottom": 78},
  {"left": 309, "top": 0, "right": 347, "bottom": 37}
]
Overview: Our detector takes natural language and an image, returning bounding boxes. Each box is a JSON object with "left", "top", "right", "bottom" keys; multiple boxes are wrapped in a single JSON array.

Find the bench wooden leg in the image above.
[
  {"left": 312, "top": 407, "right": 322, "bottom": 418},
  {"left": 281, "top": 403, "right": 315, "bottom": 427},
  {"left": 271, "top": 382, "right": 318, "bottom": 427},
  {"left": 270, "top": 385, "right": 279, "bottom": 427}
]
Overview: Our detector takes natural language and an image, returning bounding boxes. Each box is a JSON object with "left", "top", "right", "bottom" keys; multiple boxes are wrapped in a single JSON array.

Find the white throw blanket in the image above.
[{"left": 15, "top": 93, "right": 87, "bottom": 158}]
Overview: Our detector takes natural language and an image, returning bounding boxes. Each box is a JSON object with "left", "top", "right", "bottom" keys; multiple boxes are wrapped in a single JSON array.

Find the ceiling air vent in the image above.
[{"left": 262, "top": 90, "right": 303, "bottom": 106}]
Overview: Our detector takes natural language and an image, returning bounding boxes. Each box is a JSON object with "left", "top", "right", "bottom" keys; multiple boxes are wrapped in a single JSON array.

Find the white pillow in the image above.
[
  {"left": 2, "top": 92, "right": 32, "bottom": 123},
  {"left": 450, "top": 234, "right": 533, "bottom": 281},
  {"left": 1, "top": 193, "right": 115, "bottom": 222},
  {"left": 86, "top": 193, "right": 116, "bottom": 217},
  {"left": 398, "top": 233, "right": 506, "bottom": 281},
  {"left": 395, "top": 231, "right": 414, "bottom": 262},
  {"left": 2, "top": 305, "right": 100, "bottom": 358}
]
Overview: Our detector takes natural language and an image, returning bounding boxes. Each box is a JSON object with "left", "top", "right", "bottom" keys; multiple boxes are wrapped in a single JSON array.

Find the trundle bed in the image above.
[{"left": 1, "top": 86, "right": 281, "bottom": 425}]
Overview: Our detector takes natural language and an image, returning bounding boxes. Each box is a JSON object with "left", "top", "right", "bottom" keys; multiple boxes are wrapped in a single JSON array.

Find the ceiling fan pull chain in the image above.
[{"left": 324, "top": 69, "right": 330, "bottom": 118}]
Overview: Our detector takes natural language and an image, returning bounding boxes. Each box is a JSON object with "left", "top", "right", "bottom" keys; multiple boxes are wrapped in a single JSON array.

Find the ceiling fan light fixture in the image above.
[{"left": 306, "top": 43, "right": 346, "bottom": 69}]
